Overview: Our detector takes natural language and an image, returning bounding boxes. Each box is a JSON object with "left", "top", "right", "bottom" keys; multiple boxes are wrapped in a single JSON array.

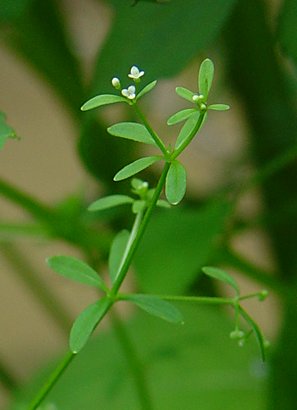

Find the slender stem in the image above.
[
  {"left": 0, "top": 357, "right": 19, "bottom": 392},
  {"left": 0, "top": 177, "right": 55, "bottom": 224},
  {"left": 133, "top": 103, "right": 168, "bottom": 157},
  {"left": 137, "top": 294, "right": 234, "bottom": 306},
  {"left": 111, "top": 311, "right": 153, "bottom": 410},
  {"left": 114, "top": 211, "right": 144, "bottom": 283},
  {"left": 171, "top": 112, "right": 206, "bottom": 159},
  {"left": 28, "top": 351, "right": 74, "bottom": 410},
  {"left": 1, "top": 243, "right": 72, "bottom": 336},
  {"left": 240, "top": 142, "right": 297, "bottom": 195},
  {"left": 111, "top": 162, "right": 171, "bottom": 295}
]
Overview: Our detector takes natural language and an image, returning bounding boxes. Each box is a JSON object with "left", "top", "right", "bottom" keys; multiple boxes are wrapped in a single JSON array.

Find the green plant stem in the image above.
[
  {"left": 172, "top": 111, "right": 206, "bottom": 159},
  {"left": 133, "top": 103, "right": 168, "bottom": 156},
  {"left": 1, "top": 242, "right": 72, "bottom": 336},
  {"left": 111, "top": 162, "right": 171, "bottom": 295},
  {"left": 0, "top": 177, "right": 55, "bottom": 224},
  {"left": 111, "top": 310, "right": 153, "bottom": 410},
  {"left": 114, "top": 210, "right": 144, "bottom": 283},
  {"left": 151, "top": 294, "right": 233, "bottom": 305},
  {"left": 28, "top": 351, "right": 74, "bottom": 410},
  {"left": 0, "top": 357, "right": 19, "bottom": 392},
  {"left": 0, "top": 177, "right": 110, "bottom": 254}
]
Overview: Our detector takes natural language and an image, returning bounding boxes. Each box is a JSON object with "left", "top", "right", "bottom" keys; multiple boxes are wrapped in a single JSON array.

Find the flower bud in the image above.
[{"left": 111, "top": 77, "right": 121, "bottom": 89}]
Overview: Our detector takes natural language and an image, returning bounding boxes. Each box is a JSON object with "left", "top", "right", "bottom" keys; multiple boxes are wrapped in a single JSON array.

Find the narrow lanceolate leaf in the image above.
[
  {"left": 136, "top": 80, "right": 157, "bottom": 100},
  {"left": 175, "top": 111, "right": 200, "bottom": 150},
  {"left": 167, "top": 108, "right": 197, "bottom": 125},
  {"left": 109, "top": 230, "right": 130, "bottom": 284},
  {"left": 165, "top": 161, "right": 187, "bottom": 205},
  {"left": 81, "top": 94, "right": 127, "bottom": 111},
  {"left": 47, "top": 256, "right": 108, "bottom": 292},
  {"left": 0, "top": 112, "right": 17, "bottom": 150},
  {"left": 114, "top": 156, "right": 161, "bottom": 181},
  {"left": 88, "top": 195, "right": 133, "bottom": 212},
  {"left": 202, "top": 266, "right": 239, "bottom": 295},
  {"left": 208, "top": 104, "right": 230, "bottom": 111},
  {"left": 175, "top": 87, "right": 195, "bottom": 102},
  {"left": 107, "top": 122, "right": 157, "bottom": 146},
  {"left": 125, "top": 294, "right": 183, "bottom": 324},
  {"left": 70, "top": 298, "right": 110, "bottom": 353},
  {"left": 198, "top": 58, "right": 214, "bottom": 99}
]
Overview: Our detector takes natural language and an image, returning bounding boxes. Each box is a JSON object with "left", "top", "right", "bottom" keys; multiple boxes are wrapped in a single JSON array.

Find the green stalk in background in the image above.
[{"left": 225, "top": 0, "right": 297, "bottom": 408}]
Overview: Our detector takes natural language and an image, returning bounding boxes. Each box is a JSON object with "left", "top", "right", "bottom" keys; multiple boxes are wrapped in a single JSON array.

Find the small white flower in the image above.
[
  {"left": 111, "top": 77, "right": 121, "bottom": 89},
  {"left": 128, "top": 66, "right": 144, "bottom": 80},
  {"left": 121, "top": 85, "right": 136, "bottom": 100}
]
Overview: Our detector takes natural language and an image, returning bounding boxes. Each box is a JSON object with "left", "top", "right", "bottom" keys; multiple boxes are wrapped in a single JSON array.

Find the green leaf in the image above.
[
  {"left": 0, "top": 0, "right": 33, "bottom": 22},
  {"left": 165, "top": 161, "right": 187, "bottom": 205},
  {"left": 109, "top": 230, "right": 130, "bottom": 284},
  {"left": 175, "top": 87, "right": 195, "bottom": 102},
  {"left": 4, "top": 0, "right": 84, "bottom": 113},
  {"left": 81, "top": 95, "right": 127, "bottom": 111},
  {"left": 70, "top": 298, "right": 110, "bottom": 354},
  {"left": 278, "top": 0, "right": 297, "bottom": 68},
  {"left": 125, "top": 294, "right": 183, "bottom": 324},
  {"left": 132, "top": 200, "right": 146, "bottom": 214},
  {"left": 12, "top": 305, "right": 265, "bottom": 410},
  {"left": 156, "top": 199, "right": 171, "bottom": 209},
  {"left": 136, "top": 80, "right": 157, "bottom": 100},
  {"left": 114, "top": 156, "right": 161, "bottom": 181},
  {"left": 0, "top": 112, "right": 17, "bottom": 150},
  {"left": 198, "top": 58, "right": 214, "bottom": 98},
  {"left": 88, "top": 195, "right": 133, "bottom": 212},
  {"left": 175, "top": 111, "right": 201, "bottom": 150},
  {"left": 107, "top": 122, "right": 157, "bottom": 146},
  {"left": 134, "top": 200, "right": 232, "bottom": 294},
  {"left": 78, "top": 118, "right": 136, "bottom": 184},
  {"left": 167, "top": 108, "right": 197, "bottom": 125},
  {"left": 202, "top": 266, "right": 239, "bottom": 295},
  {"left": 47, "top": 256, "right": 107, "bottom": 292},
  {"left": 208, "top": 104, "right": 230, "bottom": 111},
  {"left": 91, "top": 0, "right": 236, "bottom": 95}
]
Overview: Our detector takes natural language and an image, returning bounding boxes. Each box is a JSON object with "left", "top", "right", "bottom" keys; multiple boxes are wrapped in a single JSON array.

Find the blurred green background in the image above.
[{"left": 0, "top": 0, "right": 297, "bottom": 409}]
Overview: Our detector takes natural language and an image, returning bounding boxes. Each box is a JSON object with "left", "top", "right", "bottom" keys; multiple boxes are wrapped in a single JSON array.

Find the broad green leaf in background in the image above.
[
  {"left": 165, "top": 160, "right": 187, "bottom": 205},
  {"left": 12, "top": 306, "right": 267, "bottom": 409},
  {"left": 47, "top": 256, "right": 107, "bottom": 292},
  {"left": 175, "top": 111, "right": 201, "bottom": 150},
  {"left": 107, "top": 122, "right": 157, "bottom": 146},
  {"left": 2, "top": 0, "right": 84, "bottom": 113},
  {"left": 0, "top": 0, "right": 33, "bottom": 22},
  {"left": 114, "top": 156, "right": 161, "bottom": 181},
  {"left": 81, "top": 95, "right": 127, "bottom": 111},
  {"left": 175, "top": 87, "right": 195, "bottom": 102},
  {"left": 167, "top": 108, "right": 197, "bottom": 125},
  {"left": 88, "top": 195, "right": 133, "bottom": 212},
  {"left": 136, "top": 80, "right": 157, "bottom": 100},
  {"left": 0, "top": 112, "right": 17, "bottom": 150},
  {"left": 134, "top": 200, "right": 232, "bottom": 294},
  {"left": 198, "top": 58, "right": 214, "bottom": 99},
  {"left": 91, "top": 0, "right": 237, "bottom": 93},
  {"left": 70, "top": 298, "right": 110, "bottom": 353},
  {"left": 202, "top": 266, "right": 239, "bottom": 295},
  {"left": 124, "top": 294, "right": 183, "bottom": 324},
  {"left": 108, "top": 230, "right": 130, "bottom": 283},
  {"left": 278, "top": 0, "right": 297, "bottom": 68}
]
